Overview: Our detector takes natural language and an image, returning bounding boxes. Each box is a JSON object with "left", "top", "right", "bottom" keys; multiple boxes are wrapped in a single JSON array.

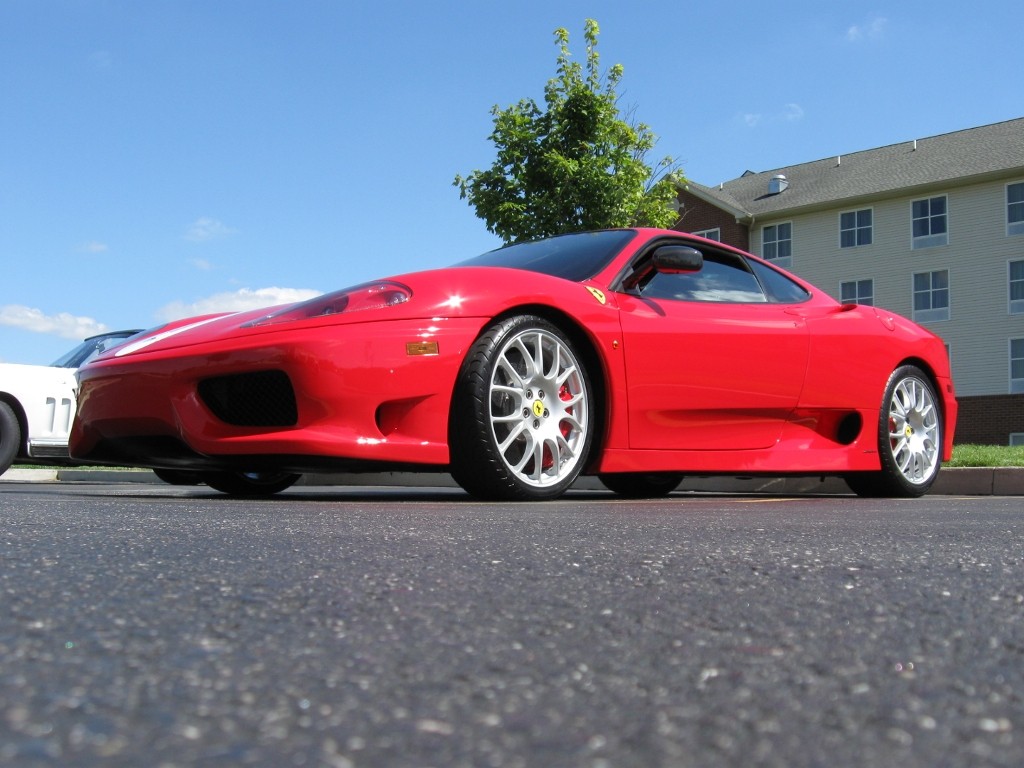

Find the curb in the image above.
[{"left": 2, "top": 467, "right": 1022, "bottom": 495}]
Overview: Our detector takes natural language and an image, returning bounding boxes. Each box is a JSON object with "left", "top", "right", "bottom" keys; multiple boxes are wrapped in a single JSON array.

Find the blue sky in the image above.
[{"left": 2, "top": 0, "right": 1021, "bottom": 364}]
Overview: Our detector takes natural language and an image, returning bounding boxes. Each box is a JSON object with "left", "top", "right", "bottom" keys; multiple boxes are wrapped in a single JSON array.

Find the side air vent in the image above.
[
  {"left": 198, "top": 370, "right": 298, "bottom": 427},
  {"left": 836, "top": 412, "right": 862, "bottom": 445}
]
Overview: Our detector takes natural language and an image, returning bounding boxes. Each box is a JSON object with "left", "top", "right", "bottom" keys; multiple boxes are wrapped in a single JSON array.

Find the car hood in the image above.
[{"left": 88, "top": 266, "right": 600, "bottom": 363}]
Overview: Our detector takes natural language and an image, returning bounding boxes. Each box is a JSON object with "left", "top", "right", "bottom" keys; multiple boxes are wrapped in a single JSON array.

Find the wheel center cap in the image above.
[
  {"left": 905, "top": 425, "right": 914, "bottom": 437},
  {"left": 532, "top": 400, "right": 545, "bottom": 418}
]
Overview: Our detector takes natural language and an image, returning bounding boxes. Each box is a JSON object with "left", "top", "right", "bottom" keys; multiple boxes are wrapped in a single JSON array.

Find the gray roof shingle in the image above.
[{"left": 689, "top": 117, "right": 1024, "bottom": 217}]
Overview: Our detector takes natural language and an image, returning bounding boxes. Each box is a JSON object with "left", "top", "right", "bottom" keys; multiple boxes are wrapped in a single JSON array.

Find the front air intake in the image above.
[{"left": 198, "top": 370, "right": 298, "bottom": 427}]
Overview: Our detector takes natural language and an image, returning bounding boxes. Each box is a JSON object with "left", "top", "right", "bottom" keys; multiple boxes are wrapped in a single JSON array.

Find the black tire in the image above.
[
  {"left": 450, "top": 315, "right": 595, "bottom": 501},
  {"left": 0, "top": 401, "right": 22, "bottom": 476},
  {"left": 200, "top": 471, "right": 301, "bottom": 497},
  {"left": 599, "top": 472, "right": 684, "bottom": 498},
  {"left": 845, "top": 365, "right": 942, "bottom": 498},
  {"left": 153, "top": 468, "right": 205, "bottom": 486}
]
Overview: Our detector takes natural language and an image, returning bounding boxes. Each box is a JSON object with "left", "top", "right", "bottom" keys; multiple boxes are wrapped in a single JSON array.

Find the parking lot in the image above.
[{"left": 2, "top": 481, "right": 1022, "bottom": 766}]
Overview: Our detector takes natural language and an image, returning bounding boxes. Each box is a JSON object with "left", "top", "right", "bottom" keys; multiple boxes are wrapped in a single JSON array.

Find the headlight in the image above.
[{"left": 243, "top": 281, "right": 412, "bottom": 327}]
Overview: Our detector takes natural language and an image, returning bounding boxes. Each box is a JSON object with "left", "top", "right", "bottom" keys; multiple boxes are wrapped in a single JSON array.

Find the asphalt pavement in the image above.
[
  {"left": 4, "top": 465, "right": 1024, "bottom": 495},
  {"left": 1, "top": 484, "right": 1022, "bottom": 767}
]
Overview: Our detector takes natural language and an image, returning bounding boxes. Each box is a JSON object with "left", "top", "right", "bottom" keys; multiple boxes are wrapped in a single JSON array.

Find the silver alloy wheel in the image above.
[
  {"left": 885, "top": 374, "right": 940, "bottom": 486},
  {"left": 488, "top": 327, "right": 589, "bottom": 490}
]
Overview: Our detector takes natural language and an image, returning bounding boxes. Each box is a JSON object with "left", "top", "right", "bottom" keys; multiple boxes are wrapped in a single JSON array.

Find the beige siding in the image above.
[{"left": 752, "top": 178, "right": 1024, "bottom": 396}]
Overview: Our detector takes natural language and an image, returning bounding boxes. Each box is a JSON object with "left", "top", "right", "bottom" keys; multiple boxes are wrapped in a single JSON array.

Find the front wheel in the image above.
[
  {"left": 845, "top": 365, "right": 942, "bottom": 498},
  {"left": 450, "top": 316, "right": 595, "bottom": 501},
  {"left": 153, "top": 468, "right": 205, "bottom": 485},
  {"left": 599, "top": 473, "right": 683, "bottom": 498},
  {"left": 0, "top": 401, "right": 22, "bottom": 476},
  {"left": 201, "top": 471, "right": 301, "bottom": 497}
]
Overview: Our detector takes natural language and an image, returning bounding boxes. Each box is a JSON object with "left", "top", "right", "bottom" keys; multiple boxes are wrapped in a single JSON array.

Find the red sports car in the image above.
[{"left": 70, "top": 228, "right": 957, "bottom": 500}]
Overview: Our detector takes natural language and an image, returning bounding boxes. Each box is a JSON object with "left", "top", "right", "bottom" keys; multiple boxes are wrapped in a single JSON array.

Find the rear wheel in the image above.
[
  {"left": 450, "top": 315, "right": 594, "bottom": 501},
  {"left": 153, "top": 468, "right": 205, "bottom": 485},
  {"left": 201, "top": 471, "right": 301, "bottom": 497},
  {"left": 599, "top": 473, "right": 683, "bottom": 498},
  {"left": 0, "top": 401, "right": 21, "bottom": 476},
  {"left": 845, "top": 365, "right": 942, "bottom": 498}
]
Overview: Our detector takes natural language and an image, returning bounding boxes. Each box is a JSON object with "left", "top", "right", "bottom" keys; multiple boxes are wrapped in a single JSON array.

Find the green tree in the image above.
[{"left": 454, "top": 19, "right": 683, "bottom": 243}]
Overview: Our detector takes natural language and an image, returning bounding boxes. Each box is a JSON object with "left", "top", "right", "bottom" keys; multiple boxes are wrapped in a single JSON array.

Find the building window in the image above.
[
  {"left": 1011, "top": 260, "right": 1024, "bottom": 314},
  {"left": 840, "top": 209, "right": 872, "bottom": 248},
  {"left": 912, "top": 195, "right": 948, "bottom": 249},
  {"left": 913, "top": 270, "right": 949, "bottom": 322},
  {"left": 840, "top": 279, "right": 874, "bottom": 305},
  {"left": 1011, "top": 433, "right": 1024, "bottom": 447},
  {"left": 762, "top": 223, "right": 792, "bottom": 267},
  {"left": 1012, "top": 339, "right": 1024, "bottom": 394},
  {"left": 1009, "top": 182, "right": 1024, "bottom": 236},
  {"left": 692, "top": 228, "right": 721, "bottom": 241}
]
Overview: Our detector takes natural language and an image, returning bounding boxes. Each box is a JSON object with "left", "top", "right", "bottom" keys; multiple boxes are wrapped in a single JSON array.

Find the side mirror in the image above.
[{"left": 652, "top": 245, "right": 703, "bottom": 274}]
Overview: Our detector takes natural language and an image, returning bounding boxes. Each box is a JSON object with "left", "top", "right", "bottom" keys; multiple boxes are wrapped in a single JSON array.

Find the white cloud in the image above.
[
  {"left": 190, "top": 258, "right": 214, "bottom": 271},
  {"left": 81, "top": 241, "right": 109, "bottom": 254},
  {"left": 0, "top": 304, "right": 109, "bottom": 340},
  {"left": 847, "top": 17, "right": 887, "bottom": 42},
  {"left": 739, "top": 103, "right": 804, "bottom": 128},
  {"left": 156, "top": 287, "right": 322, "bottom": 322},
  {"left": 184, "top": 217, "right": 238, "bottom": 243}
]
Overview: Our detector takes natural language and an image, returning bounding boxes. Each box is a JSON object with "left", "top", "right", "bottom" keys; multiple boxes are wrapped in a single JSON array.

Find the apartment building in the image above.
[{"left": 676, "top": 118, "right": 1024, "bottom": 445}]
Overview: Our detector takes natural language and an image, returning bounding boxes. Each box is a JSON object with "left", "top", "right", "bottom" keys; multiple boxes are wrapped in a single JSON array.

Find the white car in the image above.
[{"left": 0, "top": 330, "right": 141, "bottom": 476}]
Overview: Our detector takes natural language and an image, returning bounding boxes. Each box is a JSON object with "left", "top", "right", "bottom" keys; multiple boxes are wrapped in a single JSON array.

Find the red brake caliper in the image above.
[{"left": 542, "top": 384, "right": 574, "bottom": 470}]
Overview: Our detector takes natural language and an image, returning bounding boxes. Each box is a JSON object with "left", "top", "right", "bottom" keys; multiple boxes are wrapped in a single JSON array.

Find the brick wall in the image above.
[
  {"left": 673, "top": 189, "right": 750, "bottom": 251},
  {"left": 953, "top": 394, "right": 1024, "bottom": 444}
]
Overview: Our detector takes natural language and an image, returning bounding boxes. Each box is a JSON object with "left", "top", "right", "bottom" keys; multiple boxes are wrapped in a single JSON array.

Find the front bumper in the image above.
[{"left": 70, "top": 317, "right": 484, "bottom": 471}]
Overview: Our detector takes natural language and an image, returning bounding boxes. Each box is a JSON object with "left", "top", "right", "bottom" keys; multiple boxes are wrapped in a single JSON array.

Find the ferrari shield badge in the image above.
[{"left": 586, "top": 286, "right": 606, "bottom": 305}]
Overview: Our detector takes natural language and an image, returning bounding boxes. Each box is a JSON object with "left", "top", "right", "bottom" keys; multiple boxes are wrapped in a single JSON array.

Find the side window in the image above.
[
  {"left": 748, "top": 258, "right": 811, "bottom": 304},
  {"left": 641, "top": 251, "right": 767, "bottom": 303}
]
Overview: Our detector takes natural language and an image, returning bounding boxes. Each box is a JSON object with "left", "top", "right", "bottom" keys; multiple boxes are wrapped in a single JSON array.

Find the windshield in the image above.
[
  {"left": 51, "top": 330, "right": 143, "bottom": 368},
  {"left": 456, "top": 230, "right": 637, "bottom": 282}
]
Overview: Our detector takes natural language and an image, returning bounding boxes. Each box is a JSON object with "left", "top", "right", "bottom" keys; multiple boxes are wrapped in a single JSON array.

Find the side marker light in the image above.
[{"left": 406, "top": 341, "right": 439, "bottom": 356}]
